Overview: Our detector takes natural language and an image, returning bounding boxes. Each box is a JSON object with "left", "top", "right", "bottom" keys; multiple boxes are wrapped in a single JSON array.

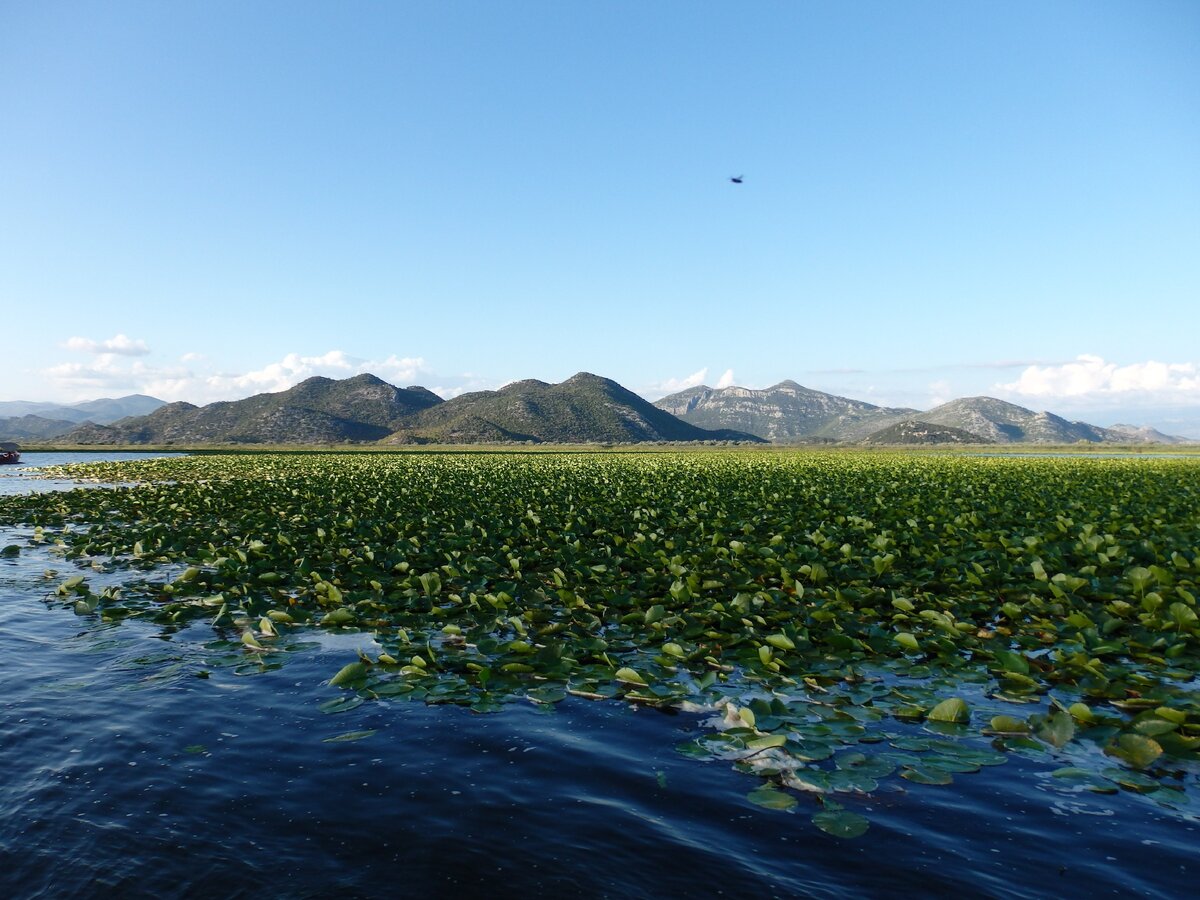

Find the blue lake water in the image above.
[{"left": 1, "top": 457, "right": 1197, "bottom": 898}]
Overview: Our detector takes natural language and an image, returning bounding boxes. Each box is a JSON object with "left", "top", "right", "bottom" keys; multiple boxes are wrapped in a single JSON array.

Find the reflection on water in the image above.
[{"left": 0, "top": 452, "right": 186, "bottom": 496}]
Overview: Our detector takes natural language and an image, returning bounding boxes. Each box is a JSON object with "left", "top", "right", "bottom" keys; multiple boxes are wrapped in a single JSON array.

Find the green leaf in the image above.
[
  {"left": 1032, "top": 707, "right": 1075, "bottom": 749},
  {"left": 766, "top": 633, "right": 795, "bottom": 651},
  {"left": 812, "top": 809, "right": 870, "bottom": 838},
  {"left": 991, "top": 649, "right": 1030, "bottom": 675},
  {"left": 746, "top": 734, "right": 788, "bottom": 751},
  {"left": 323, "top": 729, "right": 377, "bottom": 743},
  {"left": 894, "top": 632, "right": 920, "bottom": 652},
  {"left": 900, "top": 766, "right": 953, "bottom": 785},
  {"left": 329, "top": 661, "right": 368, "bottom": 686},
  {"left": 927, "top": 697, "right": 970, "bottom": 724},
  {"left": 1106, "top": 734, "right": 1163, "bottom": 769},
  {"left": 987, "top": 715, "right": 1030, "bottom": 734},
  {"left": 614, "top": 667, "right": 647, "bottom": 685},
  {"left": 747, "top": 786, "right": 797, "bottom": 811}
]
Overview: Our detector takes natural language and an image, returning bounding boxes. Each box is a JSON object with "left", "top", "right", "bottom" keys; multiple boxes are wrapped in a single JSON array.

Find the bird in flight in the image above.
[{"left": 729, "top": 175, "right": 744, "bottom": 184}]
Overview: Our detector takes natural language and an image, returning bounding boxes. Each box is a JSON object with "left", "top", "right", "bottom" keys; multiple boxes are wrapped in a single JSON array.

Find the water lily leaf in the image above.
[
  {"left": 1154, "top": 707, "right": 1186, "bottom": 725},
  {"left": 241, "top": 630, "right": 264, "bottom": 650},
  {"left": 894, "top": 633, "right": 920, "bottom": 652},
  {"left": 783, "top": 770, "right": 830, "bottom": 793},
  {"left": 747, "top": 786, "right": 798, "bottom": 811},
  {"left": 991, "top": 649, "right": 1029, "bottom": 675},
  {"left": 900, "top": 766, "right": 953, "bottom": 785},
  {"left": 746, "top": 734, "right": 788, "bottom": 751},
  {"left": 812, "top": 809, "right": 870, "bottom": 838},
  {"left": 329, "top": 661, "right": 368, "bottom": 686},
  {"left": 1106, "top": 734, "right": 1163, "bottom": 769},
  {"left": 661, "top": 642, "right": 686, "bottom": 659},
  {"left": 890, "top": 737, "right": 931, "bottom": 751},
  {"left": 1133, "top": 718, "right": 1178, "bottom": 737},
  {"left": 1104, "top": 768, "right": 1161, "bottom": 793},
  {"left": 927, "top": 698, "right": 970, "bottom": 724},
  {"left": 1067, "top": 703, "right": 1094, "bottom": 722},
  {"left": 766, "top": 633, "right": 795, "bottom": 651},
  {"left": 1032, "top": 708, "right": 1075, "bottom": 749},
  {"left": 614, "top": 667, "right": 647, "bottom": 685},
  {"left": 318, "top": 695, "right": 365, "bottom": 714},
  {"left": 321, "top": 607, "right": 356, "bottom": 626},
  {"left": 323, "top": 729, "right": 377, "bottom": 743},
  {"left": 827, "top": 770, "right": 878, "bottom": 793},
  {"left": 987, "top": 715, "right": 1030, "bottom": 735}
]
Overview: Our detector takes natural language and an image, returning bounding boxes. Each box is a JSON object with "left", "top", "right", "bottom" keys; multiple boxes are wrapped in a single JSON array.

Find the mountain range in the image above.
[
  {"left": 58, "top": 373, "right": 760, "bottom": 446},
  {"left": 4, "top": 375, "right": 1189, "bottom": 446},
  {"left": 64, "top": 376, "right": 442, "bottom": 445},
  {"left": 654, "top": 382, "right": 1189, "bottom": 444},
  {"left": 0, "top": 395, "right": 166, "bottom": 441}
]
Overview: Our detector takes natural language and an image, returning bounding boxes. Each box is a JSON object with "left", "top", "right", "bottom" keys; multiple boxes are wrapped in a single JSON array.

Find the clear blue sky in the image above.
[{"left": 2, "top": 1, "right": 1198, "bottom": 432}]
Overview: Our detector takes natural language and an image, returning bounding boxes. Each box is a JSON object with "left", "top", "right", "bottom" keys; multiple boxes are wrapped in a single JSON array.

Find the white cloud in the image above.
[
  {"left": 180, "top": 352, "right": 205, "bottom": 363},
  {"left": 45, "top": 357, "right": 182, "bottom": 388},
  {"left": 715, "top": 368, "right": 735, "bottom": 389},
  {"left": 429, "top": 373, "right": 506, "bottom": 399},
  {"left": 641, "top": 367, "right": 710, "bottom": 400},
  {"left": 63, "top": 334, "right": 150, "bottom": 356},
  {"left": 42, "top": 349, "right": 439, "bottom": 404},
  {"left": 928, "top": 379, "right": 952, "bottom": 408},
  {"left": 997, "top": 355, "right": 1200, "bottom": 405}
]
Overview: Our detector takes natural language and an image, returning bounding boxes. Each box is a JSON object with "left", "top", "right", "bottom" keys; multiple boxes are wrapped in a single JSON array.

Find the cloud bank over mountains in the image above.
[
  {"left": 41, "top": 337, "right": 476, "bottom": 404},
  {"left": 28, "top": 337, "right": 1200, "bottom": 436},
  {"left": 998, "top": 355, "right": 1200, "bottom": 406}
]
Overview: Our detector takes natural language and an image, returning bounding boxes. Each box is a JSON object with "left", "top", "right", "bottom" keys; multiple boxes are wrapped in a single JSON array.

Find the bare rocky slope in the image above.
[
  {"left": 654, "top": 381, "right": 914, "bottom": 442},
  {"left": 657, "top": 383, "right": 1187, "bottom": 444}
]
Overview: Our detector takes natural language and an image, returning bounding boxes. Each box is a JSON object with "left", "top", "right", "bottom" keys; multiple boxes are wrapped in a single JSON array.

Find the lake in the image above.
[{"left": 1, "top": 454, "right": 1196, "bottom": 898}]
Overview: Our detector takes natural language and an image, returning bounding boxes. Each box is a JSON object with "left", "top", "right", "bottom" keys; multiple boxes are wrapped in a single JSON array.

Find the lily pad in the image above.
[
  {"left": 927, "top": 698, "right": 970, "bottom": 724},
  {"left": 747, "top": 785, "right": 798, "bottom": 811},
  {"left": 323, "top": 729, "right": 378, "bottom": 743},
  {"left": 812, "top": 809, "right": 870, "bottom": 838},
  {"left": 1105, "top": 734, "right": 1163, "bottom": 770}
]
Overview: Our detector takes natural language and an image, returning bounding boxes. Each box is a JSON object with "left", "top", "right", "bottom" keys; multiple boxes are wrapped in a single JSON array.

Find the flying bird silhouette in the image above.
[{"left": 729, "top": 175, "right": 744, "bottom": 184}]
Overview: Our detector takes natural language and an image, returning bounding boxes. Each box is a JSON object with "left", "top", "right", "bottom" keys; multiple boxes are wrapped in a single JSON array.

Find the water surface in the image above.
[{"left": 1, "top": 461, "right": 1196, "bottom": 898}]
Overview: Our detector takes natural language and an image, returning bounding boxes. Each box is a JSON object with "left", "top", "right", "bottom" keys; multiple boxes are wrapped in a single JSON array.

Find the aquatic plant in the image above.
[{"left": 4, "top": 451, "right": 1199, "bottom": 833}]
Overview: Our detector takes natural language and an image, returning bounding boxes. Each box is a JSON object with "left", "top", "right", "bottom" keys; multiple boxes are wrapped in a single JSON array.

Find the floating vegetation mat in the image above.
[{"left": 3, "top": 451, "right": 1199, "bottom": 835}]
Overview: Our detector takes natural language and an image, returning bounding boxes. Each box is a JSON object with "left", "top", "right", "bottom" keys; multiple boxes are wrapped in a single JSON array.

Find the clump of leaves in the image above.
[{"left": 4, "top": 450, "right": 1200, "bottom": 838}]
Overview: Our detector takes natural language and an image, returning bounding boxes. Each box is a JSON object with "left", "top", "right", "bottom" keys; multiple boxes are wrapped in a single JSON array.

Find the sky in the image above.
[{"left": 2, "top": 1, "right": 1198, "bottom": 434}]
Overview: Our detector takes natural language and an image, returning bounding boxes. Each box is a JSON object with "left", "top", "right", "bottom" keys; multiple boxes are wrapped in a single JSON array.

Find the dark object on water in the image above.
[
  {"left": 0, "top": 442, "right": 20, "bottom": 464},
  {"left": 729, "top": 175, "right": 744, "bottom": 184}
]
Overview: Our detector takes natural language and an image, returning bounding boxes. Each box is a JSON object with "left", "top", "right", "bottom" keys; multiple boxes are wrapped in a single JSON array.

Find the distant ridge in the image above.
[
  {"left": 654, "top": 380, "right": 915, "bottom": 442},
  {"left": 0, "top": 414, "right": 82, "bottom": 441},
  {"left": 26, "top": 374, "right": 1191, "bottom": 446},
  {"left": 657, "top": 383, "right": 1188, "bottom": 444},
  {"left": 903, "top": 397, "right": 1093, "bottom": 443},
  {"left": 385, "top": 372, "right": 762, "bottom": 444},
  {"left": 1103, "top": 423, "right": 1190, "bottom": 445},
  {"left": 861, "top": 419, "right": 989, "bottom": 445},
  {"left": 65, "top": 375, "right": 443, "bottom": 444},
  {"left": 0, "top": 393, "right": 169, "bottom": 441},
  {"left": 60, "top": 372, "right": 761, "bottom": 446}
]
